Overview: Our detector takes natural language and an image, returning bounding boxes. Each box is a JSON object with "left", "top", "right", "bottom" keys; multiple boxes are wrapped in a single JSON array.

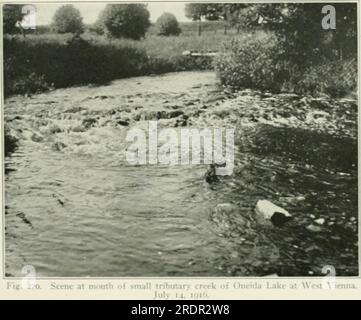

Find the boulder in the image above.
[
  {"left": 306, "top": 224, "right": 322, "bottom": 233},
  {"left": 82, "top": 118, "right": 97, "bottom": 129},
  {"left": 31, "top": 132, "right": 43, "bottom": 142},
  {"left": 117, "top": 119, "right": 129, "bottom": 126},
  {"left": 52, "top": 141, "right": 67, "bottom": 151},
  {"left": 314, "top": 218, "right": 325, "bottom": 225},
  {"left": 255, "top": 200, "right": 292, "bottom": 227}
]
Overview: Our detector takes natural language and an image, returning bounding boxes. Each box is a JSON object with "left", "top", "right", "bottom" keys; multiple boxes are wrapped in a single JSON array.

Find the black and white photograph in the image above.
[{"left": 2, "top": 1, "right": 358, "bottom": 278}]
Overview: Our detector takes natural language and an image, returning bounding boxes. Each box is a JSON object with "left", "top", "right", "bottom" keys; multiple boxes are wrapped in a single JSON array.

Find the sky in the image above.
[{"left": 34, "top": 2, "right": 190, "bottom": 25}]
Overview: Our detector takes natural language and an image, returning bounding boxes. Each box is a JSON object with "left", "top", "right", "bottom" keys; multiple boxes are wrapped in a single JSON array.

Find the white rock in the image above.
[
  {"left": 306, "top": 224, "right": 322, "bottom": 232},
  {"left": 314, "top": 218, "right": 325, "bottom": 225},
  {"left": 263, "top": 274, "right": 279, "bottom": 277},
  {"left": 255, "top": 200, "right": 291, "bottom": 220}
]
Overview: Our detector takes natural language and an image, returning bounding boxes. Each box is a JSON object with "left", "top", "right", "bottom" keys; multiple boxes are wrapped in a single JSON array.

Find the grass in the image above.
[
  {"left": 3, "top": 29, "right": 267, "bottom": 96},
  {"left": 34, "top": 20, "right": 245, "bottom": 37},
  {"left": 3, "top": 23, "right": 356, "bottom": 98}
]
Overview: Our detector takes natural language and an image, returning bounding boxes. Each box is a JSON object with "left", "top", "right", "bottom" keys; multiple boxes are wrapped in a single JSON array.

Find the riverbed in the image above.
[{"left": 4, "top": 71, "right": 358, "bottom": 277}]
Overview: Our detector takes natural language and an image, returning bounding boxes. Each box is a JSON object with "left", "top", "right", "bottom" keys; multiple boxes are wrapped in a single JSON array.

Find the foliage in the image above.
[
  {"left": 244, "top": 3, "right": 357, "bottom": 64},
  {"left": 215, "top": 34, "right": 357, "bottom": 97},
  {"left": 215, "top": 35, "right": 295, "bottom": 92},
  {"left": 215, "top": 3, "right": 357, "bottom": 97},
  {"left": 52, "top": 4, "right": 84, "bottom": 34},
  {"left": 296, "top": 59, "right": 357, "bottom": 97},
  {"left": 97, "top": 4, "right": 150, "bottom": 40},
  {"left": 155, "top": 12, "right": 181, "bottom": 36},
  {"left": 185, "top": 3, "right": 357, "bottom": 63},
  {"left": 3, "top": 4, "right": 24, "bottom": 34},
  {"left": 3, "top": 31, "right": 226, "bottom": 96},
  {"left": 184, "top": 3, "right": 247, "bottom": 22},
  {"left": 185, "top": 3, "right": 220, "bottom": 21}
]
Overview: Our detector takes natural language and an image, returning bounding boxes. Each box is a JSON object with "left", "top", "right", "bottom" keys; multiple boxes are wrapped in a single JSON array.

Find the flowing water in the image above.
[{"left": 4, "top": 71, "right": 358, "bottom": 277}]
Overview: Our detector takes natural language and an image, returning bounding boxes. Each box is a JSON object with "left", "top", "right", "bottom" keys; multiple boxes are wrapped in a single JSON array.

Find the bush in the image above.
[
  {"left": 215, "top": 35, "right": 296, "bottom": 92},
  {"left": 296, "top": 59, "right": 357, "bottom": 97},
  {"left": 98, "top": 4, "right": 150, "bottom": 40},
  {"left": 52, "top": 4, "right": 84, "bottom": 34},
  {"left": 3, "top": 32, "right": 225, "bottom": 96},
  {"left": 11, "top": 73, "right": 51, "bottom": 95},
  {"left": 3, "top": 4, "right": 23, "bottom": 34},
  {"left": 156, "top": 13, "right": 181, "bottom": 36},
  {"left": 215, "top": 34, "right": 357, "bottom": 97},
  {"left": 3, "top": 35, "right": 149, "bottom": 95}
]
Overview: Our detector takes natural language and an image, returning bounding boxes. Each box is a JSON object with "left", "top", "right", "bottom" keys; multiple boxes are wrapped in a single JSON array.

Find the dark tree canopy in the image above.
[
  {"left": 3, "top": 4, "right": 24, "bottom": 34},
  {"left": 245, "top": 3, "right": 357, "bottom": 62},
  {"left": 52, "top": 4, "right": 84, "bottom": 34},
  {"left": 98, "top": 4, "right": 151, "bottom": 40},
  {"left": 184, "top": 3, "right": 247, "bottom": 22},
  {"left": 185, "top": 3, "right": 222, "bottom": 21},
  {"left": 156, "top": 12, "right": 181, "bottom": 36}
]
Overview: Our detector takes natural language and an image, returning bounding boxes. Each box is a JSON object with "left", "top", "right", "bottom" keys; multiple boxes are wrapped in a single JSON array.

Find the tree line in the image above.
[
  {"left": 3, "top": 4, "right": 181, "bottom": 39},
  {"left": 3, "top": 3, "right": 357, "bottom": 60}
]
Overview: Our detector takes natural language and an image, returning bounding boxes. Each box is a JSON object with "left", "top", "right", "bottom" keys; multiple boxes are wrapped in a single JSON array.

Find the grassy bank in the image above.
[
  {"left": 4, "top": 31, "right": 258, "bottom": 96},
  {"left": 4, "top": 28, "right": 356, "bottom": 98}
]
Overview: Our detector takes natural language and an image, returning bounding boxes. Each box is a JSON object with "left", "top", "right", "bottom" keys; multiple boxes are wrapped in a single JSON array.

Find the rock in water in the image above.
[
  {"left": 52, "top": 141, "right": 67, "bottom": 151},
  {"left": 314, "top": 218, "right": 325, "bottom": 225},
  {"left": 117, "top": 119, "right": 129, "bottom": 126},
  {"left": 205, "top": 164, "right": 219, "bottom": 183},
  {"left": 255, "top": 200, "right": 292, "bottom": 227},
  {"left": 306, "top": 224, "right": 322, "bottom": 232}
]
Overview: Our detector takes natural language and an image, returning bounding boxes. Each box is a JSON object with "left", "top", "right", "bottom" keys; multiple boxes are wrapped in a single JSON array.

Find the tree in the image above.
[
  {"left": 52, "top": 4, "right": 84, "bottom": 34},
  {"left": 185, "top": 3, "right": 222, "bottom": 21},
  {"left": 3, "top": 4, "right": 24, "bottom": 34},
  {"left": 156, "top": 13, "right": 181, "bottom": 36},
  {"left": 184, "top": 3, "right": 222, "bottom": 36},
  {"left": 185, "top": 3, "right": 247, "bottom": 34},
  {"left": 244, "top": 3, "right": 357, "bottom": 63},
  {"left": 98, "top": 4, "right": 150, "bottom": 40}
]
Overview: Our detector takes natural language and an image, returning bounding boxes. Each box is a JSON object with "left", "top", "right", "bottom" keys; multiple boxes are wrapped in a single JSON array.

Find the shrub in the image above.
[
  {"left": 3, "top": 32, "right": 225, "bottom": 97},
  {"left": 215, "top": 34, "right": 357, "bottom": 97},
  {"left": 215, "top": 35, "right": 296, "bottom": 92},
  {"left": 98, "top": 4, "right": 150, "bottom": 40},
  {"left": 156, "top": 13, "right": 181, "bottom": 36},
  {"left": 243, "top": 3, "right": 357, "bottom": 64},
  {"left": 3, "top": 35, "right": 150, "bottom": 95},
  {"left": 3, "top": 4, "right": 24, "bottom": 34},
  {"left": 11, "top": 73, "right": 51, "bottom": 95},
  {"left": 52, "top": 4, "right": 84, "bottom": 34},
  {"left": 295, "top": 59, "right": 357, "bottom": 97}
]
